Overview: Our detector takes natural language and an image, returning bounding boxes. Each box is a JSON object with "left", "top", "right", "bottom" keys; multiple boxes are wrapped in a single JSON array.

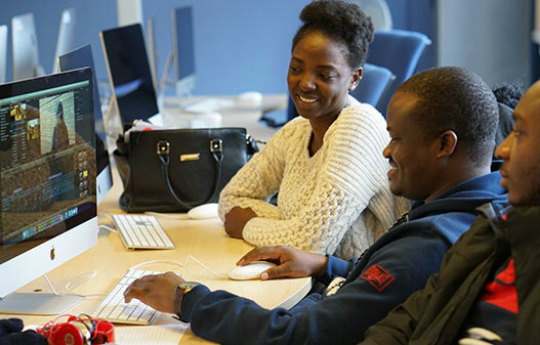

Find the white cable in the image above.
[
  {"left": 129, "top": 259, "right": 185, "bottom": 271},
  {"left": 128, "top": 257, "right": 226, "bottom": 279},
  {"left": 98, "top": 210, "right": 113, "bottom": 221},
  {"left": 185, "top": 255, "right": 226, "bottom": 279},
  {"left": 42, "top": 270, "right": 108, "bottom": 299},
  {"left": 65, "top": 270, "right": 98, "bottom": 293},
  {"left": 145, "top": 211, "right": 189, "bottom": 219},
  {"left": 98, "top": 224, "right": 117, "bottom": 233},
  {"left": 42, "top": 274, "right": 63, "bottom": 296}
]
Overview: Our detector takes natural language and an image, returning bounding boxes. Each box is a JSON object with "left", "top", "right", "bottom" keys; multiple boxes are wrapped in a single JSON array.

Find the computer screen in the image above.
[
  {"left": 58, "top": 44, "right": 113, "bottom": 204},
  {"left": 52, "top": 8, "right": 76, "bottom": 74},
  {"left": 173, "top": 6, "right": 196, "bottom": 96},
  {"left": 11, "top": 13, "right": 42, "bottom": 81},
  {"left": 0, "top": 68, "right": 97, "bottom": 314},
  {"left": 100, "top": 23, "right": 160, "bottom": 126},
  {"left": 0, "top": 25, "right": 7, "bottom": 84}
]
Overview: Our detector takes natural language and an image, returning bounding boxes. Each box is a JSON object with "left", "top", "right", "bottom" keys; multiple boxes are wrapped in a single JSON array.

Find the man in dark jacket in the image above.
[
  {"left": 124, "top": 67, "right": 507, "bottom": 345},
  {"left": 359, "top": 80, "right": 540, "bottom": 345}
]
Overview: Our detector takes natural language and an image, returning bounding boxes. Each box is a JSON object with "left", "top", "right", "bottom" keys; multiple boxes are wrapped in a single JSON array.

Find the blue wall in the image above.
[
  {"left": 0, "top": 0, "right": 535, "bottom": 95},
  {"left": 0, "top": 0, "right": 309, "bottom": 96},
  {"left": 143, "top": 0, "right": 308, "bottom": 95}
]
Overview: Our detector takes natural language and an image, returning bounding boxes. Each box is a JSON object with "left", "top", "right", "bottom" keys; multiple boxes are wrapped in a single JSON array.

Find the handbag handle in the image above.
[{"left": 157, "top": 139, "right": 223, "bottom": 210}]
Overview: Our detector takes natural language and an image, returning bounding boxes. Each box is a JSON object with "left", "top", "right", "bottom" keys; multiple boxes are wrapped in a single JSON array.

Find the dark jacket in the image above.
[
  {"left": 181, "top": 173, "right": 507, "bottom": 345},
  {"left": 362, "top": 205, "right": 540, "bottom": 344}
]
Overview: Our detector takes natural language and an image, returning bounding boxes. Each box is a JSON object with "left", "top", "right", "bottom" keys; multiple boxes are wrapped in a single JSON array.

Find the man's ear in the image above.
[{"left": 436, "top": 130, "right": 458, "bottom": 158}]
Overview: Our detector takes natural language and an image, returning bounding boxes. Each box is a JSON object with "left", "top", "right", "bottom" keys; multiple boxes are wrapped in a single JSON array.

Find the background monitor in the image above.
[
  {"left": 100, "top": 23, "right": 159, "bottom": 126},
  {"left": 51, "top": 8, "right": 76, "bottom": 74},
  {"left": 0, "top": 25, "right": 7, "bottom": 84},
  {"left": 11, "top": 12, "right": 43, "bottom": 81},
  {"left": 0, "top": 68, "right": 97, "bottom": 314},
  {"left": 173, "top": 6, "right": 196, "bottom": 96},
  {"left": 58, "top": 44, "right": 113, "bottom": 204}
]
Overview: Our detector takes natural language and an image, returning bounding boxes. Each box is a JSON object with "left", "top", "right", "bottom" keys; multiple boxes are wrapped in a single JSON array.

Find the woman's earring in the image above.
[{"left": 349, "top": 75, "right": 363, "bottom": 91}]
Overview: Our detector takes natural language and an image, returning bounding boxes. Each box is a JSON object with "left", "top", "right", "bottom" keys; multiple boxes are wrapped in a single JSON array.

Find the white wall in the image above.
[{"left": 438, "top": 0, "right": 532, "bottom": 87}]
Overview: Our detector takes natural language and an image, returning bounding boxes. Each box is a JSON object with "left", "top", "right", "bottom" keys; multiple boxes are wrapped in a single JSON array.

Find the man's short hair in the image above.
[{"left": 396, "top": 67, "right": 498, "bottom": 166}]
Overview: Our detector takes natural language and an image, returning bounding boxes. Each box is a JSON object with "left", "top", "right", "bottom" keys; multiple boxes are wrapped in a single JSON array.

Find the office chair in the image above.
[
  {"left": 350, "top": 63, "right": 395, "bottom": 110},
  {"left": 366, "top": 29, "right": 431, "bottom": 115}
]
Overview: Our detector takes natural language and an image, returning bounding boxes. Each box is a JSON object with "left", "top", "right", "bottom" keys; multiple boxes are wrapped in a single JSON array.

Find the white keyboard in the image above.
[
  {"left": 183, "top": 98, "right": 234, "bottom": 113},
  {"left": 112, "top": 214, "right": 175, "bottom": 250},
  {"left": 93, "top": 269, "right": 161, "bottom": 325}
]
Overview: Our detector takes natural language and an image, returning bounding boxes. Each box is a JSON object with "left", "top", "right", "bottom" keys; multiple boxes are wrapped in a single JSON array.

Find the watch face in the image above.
[{"left": 180, "top": 281, "right": 199, "bottom": 290}]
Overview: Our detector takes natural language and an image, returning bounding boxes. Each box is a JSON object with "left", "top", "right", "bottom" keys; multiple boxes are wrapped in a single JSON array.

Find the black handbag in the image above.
[{"left": 114, "top": 127, "right": 258, "bottom": 213}]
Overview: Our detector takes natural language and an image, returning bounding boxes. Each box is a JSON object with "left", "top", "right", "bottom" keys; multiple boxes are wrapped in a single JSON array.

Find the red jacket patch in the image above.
[{"left": 361, "top": 264, "right": 394, "bottom": 292}]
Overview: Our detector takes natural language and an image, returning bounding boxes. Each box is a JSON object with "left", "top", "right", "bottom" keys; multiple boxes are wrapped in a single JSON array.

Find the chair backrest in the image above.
[
  {"left": 286, "top": 95, "right": 298, "bottom": 122},
  {"left": 367, "top": 29, "right": 431, "bottom": 115},
  {"left": 350, "top": 63, "right": 395, "bottom": 110}
]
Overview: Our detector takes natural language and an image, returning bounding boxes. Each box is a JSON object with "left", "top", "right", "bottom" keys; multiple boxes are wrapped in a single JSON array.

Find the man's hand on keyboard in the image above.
[{"left": 123, "top": 272, "right": 184, "bottom": 314}]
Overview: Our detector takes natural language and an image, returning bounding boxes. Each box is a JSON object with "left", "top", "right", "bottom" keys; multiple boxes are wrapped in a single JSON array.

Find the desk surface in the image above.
[{"left": 3, "top": 98, "right": 311, "bottom": 345}]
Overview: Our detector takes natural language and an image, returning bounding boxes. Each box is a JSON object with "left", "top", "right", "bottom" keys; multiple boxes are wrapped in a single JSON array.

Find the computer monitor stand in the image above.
[
  {"left": 104, "top": 96, "right": 123, "bottom": 136},
  {"left": 158, "top": 50, "right": 172, "bottom": 94},
  {"left": 0, "top": 292, "right": 84, "bottom": 315}
]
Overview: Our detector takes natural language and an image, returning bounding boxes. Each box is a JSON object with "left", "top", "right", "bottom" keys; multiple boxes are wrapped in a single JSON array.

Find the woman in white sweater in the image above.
[{"left": 219, "top": 0, "right": 409, "bottom": 258}]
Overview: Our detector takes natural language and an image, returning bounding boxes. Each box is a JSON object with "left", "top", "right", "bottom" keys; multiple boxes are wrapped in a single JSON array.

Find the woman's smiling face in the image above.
[{"left": 287, "top": 31, "right": 360, "bottom": 123}]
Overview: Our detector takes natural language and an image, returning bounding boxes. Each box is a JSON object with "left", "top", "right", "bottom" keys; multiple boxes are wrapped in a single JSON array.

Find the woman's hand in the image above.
[
  {"left": 237, "top": 246, "right": 328, "bottom": 280},
  {"left": 224, "top": 206, "right": 257, "bottom": 239}
]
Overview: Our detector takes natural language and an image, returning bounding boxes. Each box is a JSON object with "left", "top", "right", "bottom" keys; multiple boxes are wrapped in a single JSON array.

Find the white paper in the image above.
[{"left": 113, "top": 323, "right": 188, "bottom": 345}]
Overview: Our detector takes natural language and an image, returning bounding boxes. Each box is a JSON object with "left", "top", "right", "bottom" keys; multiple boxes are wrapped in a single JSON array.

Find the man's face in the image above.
[
  {"left": 383, "top": 92, "right": 442, "bottom": 202},
  {"left": 495, "top": 81, "right": 540, "bottom": 206}
]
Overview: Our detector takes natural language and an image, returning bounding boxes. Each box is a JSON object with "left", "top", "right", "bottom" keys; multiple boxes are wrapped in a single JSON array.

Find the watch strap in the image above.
[{"left": 173, "top": 282, "right": 199, "bottom": 321}]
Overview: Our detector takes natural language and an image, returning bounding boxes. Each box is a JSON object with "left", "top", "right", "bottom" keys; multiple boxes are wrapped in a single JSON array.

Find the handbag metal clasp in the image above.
[
  {"left": 210, "top": 139, "right": 222, "bottom": 153},
  {"left": 157, "top": 140, "right": 170, "bottom": 156}
]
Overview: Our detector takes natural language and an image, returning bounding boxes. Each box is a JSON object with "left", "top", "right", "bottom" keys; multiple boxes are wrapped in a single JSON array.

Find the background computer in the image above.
[
  {"left": 173, "top": 6, "right": 195, "bottom": 96},
  {"left": 51, "top": 8, "right": 76, "bottom": 74},
  {"left": 100, "top": 23, "right": 160, "bottom": 127},
  {"left": 58, "top": 44, "right": 113, "bottom": 204},
  {"left": 0, "top": 25, "right": 7, "bottom": 84},
  {"left": 0, "top": 68, "right": 97, "bottom": 314},
  {"left": 161, "top": 6, "right": 232, "bottom": 113},
  {"left": 11, "top": 12, "right": 44, "bottom": 81}
]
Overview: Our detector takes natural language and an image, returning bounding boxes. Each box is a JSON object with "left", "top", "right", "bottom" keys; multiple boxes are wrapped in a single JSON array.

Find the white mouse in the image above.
[
  {"left": 228, "top": 261, "right": 277, "bottom": 280},
  {"left": 237, "top": 91, "right": 263, "bottom": 106},
  {"left": 187, "top": 203, "right": 219, "bottom": 219}
]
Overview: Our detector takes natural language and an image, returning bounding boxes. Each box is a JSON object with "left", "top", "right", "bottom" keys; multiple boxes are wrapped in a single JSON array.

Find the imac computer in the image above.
[
  {"left": 0, "top": 68, "right": 97, "bottom": 314},
  {"left": 100, "top": 23, "right": 160, "bottom": 127},
  {"left": 52, "top": 8, "right": 76, "bottom": 74},
  {"left": 11, "top": 13, "right": 44, "bottom": 81},
  {"left": 172, "top": 6, "right": 196, "bottom": 96},
  {"left": 161, "top": 6, "right": 232, "bottom": 114},
  {"left": 58, "top": 44, "right": 113, "bottom": 204}
]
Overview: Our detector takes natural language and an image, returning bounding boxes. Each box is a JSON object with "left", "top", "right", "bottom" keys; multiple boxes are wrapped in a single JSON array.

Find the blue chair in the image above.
[
  {"left": 350, "top": 63, "right": 395, "bottom": 110},
  {"left": 366, "top": 29, "right": 431, "bottom": 115}
]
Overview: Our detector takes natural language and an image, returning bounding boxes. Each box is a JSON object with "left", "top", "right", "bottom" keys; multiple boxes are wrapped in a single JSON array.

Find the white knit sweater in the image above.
[{"left": 218, "top": 96, "right": 409, "bottom": 258}]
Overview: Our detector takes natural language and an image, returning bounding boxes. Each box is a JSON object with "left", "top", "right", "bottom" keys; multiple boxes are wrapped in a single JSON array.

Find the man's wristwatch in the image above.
[{"left": 173, "top": 281, "right": 200, "bottom": 321}]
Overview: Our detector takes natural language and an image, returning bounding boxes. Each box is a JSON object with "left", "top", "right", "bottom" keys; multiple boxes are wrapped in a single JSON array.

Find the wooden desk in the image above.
[{"left": 2, "top": 166, "right": 311, "bottom": 344}]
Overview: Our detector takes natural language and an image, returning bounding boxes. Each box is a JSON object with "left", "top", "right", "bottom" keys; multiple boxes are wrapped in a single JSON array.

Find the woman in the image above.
[{"left": 219, "top": 0, "right": 408, "bottom": 258}]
